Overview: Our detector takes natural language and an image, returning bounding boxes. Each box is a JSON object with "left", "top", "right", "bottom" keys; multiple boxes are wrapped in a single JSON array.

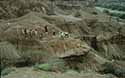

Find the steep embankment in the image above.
[{"left": 0, "top": 0, "right": 125, "bottom": 78}]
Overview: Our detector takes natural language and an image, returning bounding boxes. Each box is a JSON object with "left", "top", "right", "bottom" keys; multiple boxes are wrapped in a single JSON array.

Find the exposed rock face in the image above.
[
  {"left": 0, "top": 0, "right": 96, "bottom": 19},
  {"left": 0, "top": 12, "right": 124, "bottom": 69},
  {"left": 0, "top": 0, "right": 125, "bottom": 78}
]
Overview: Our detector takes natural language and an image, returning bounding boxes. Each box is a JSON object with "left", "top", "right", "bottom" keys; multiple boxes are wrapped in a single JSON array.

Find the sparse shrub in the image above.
[
  {"left": 1, "top": 68, "right": 15, "bottom": 76},
  {"left": 35, "top": 63, "right": 51, "bottom": 71},
  {"left": 34, "top": 58, "right": 66, "bottom": 72}
]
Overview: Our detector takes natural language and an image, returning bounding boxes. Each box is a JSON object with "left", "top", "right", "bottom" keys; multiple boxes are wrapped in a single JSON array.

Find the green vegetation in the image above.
[
  {"left": 1, "top": 68, "right": 15, "bottom": 76},
  {"left": 35, "top": 63, "right": 51, "bottom": 71},
  {"left": 96, "top": 4, "right": 125, "bottom": 11},
  {"left": 34, "top": 58, "right": 66, "bottom": 72},
  {"left": 96, "top": 1, "right": 125, "bottom": 19},
  {"left": 96, "top": 6, "right": 125, "bottom": 19},
  {"left": 111, "top": 13, "right": 125, "bottom": 19}
]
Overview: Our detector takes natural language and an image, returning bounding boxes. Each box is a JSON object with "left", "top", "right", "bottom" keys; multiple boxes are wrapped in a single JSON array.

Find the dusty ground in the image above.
[
  {"left": 2, "top": 67, "right": 118, "bottom": 78},
  {"left": 0, "top": 0, "right": 125, "bottom": 78}
]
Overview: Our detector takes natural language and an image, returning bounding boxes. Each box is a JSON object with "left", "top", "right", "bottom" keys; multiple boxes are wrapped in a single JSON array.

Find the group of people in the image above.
[
  {"left": 21, "top": 25, "right": 70, "bottom": 40},
  {"left": 21, "top": 25, "right": 48, "bottom": 39}
]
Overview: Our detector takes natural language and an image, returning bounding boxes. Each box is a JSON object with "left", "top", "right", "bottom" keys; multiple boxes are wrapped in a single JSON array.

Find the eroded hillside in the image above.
[{"left": 0, "top": 0, "right": 125, "bottom": 78}]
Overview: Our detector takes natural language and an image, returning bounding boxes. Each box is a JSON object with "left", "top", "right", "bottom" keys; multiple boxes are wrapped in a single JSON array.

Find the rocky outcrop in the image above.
[
  {"left": 0, "top": 0, "right": 124, "bottom": 78},
  {"left": 0, "top": 0, "right": 96, "bottom": 19}
]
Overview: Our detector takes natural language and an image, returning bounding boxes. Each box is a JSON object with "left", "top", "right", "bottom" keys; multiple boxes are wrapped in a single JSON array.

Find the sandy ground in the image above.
[{"left": 2, "top": 67, "right": 117, "bottom": 78}]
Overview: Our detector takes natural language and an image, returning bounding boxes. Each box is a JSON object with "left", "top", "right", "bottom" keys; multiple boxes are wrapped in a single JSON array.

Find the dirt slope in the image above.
[{"left": 0, "top": 0, "right": 125, "bottom": 78}]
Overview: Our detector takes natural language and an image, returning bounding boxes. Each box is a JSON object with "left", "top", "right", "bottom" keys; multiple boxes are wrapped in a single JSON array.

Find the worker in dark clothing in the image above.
[
  {"left": 44, "top": 25, "right": 48, "bottom": 32},
  {"left": 24, "top": 28, "right": 27, "bottom": 35},
  {"left": 23, "top": 28, "right": 28, "bottom": 39},
  {"left": 53, "top": 31, "right": 56, "bottom": 35},
  {"left": 91, "top": 36, "right": 98, "bottom": 50}
]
